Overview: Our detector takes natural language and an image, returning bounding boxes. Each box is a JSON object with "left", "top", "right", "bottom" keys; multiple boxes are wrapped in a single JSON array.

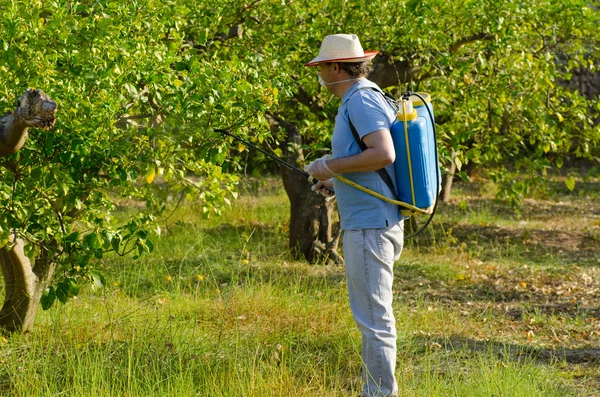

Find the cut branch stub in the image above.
[{"left": 0, "top": 89, "right": 57, "bottom": 158}]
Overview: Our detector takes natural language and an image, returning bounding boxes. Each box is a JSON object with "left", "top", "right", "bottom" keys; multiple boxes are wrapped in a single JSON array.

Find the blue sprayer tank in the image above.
[{"left": 391, "top": 93, "right": 441, "bottom": 217}]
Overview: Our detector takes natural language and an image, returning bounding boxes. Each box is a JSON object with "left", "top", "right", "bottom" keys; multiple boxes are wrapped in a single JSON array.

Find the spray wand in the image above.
[
  {"left": 215, "top": 93, "right": 441, "bottom": 239},
  {"left": 214, "top": 129, "right": 328, "bottom": 189},
  {"left": 214, "top": 128, "right": 430, "bottom": 214}
]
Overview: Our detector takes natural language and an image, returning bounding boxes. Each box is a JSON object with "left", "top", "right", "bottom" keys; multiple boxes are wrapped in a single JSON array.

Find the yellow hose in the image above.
[
  {"left": 333, "top": 174, "right": 433, "bottom": 215},
  {"left": 331, "top": 100, "right": 431, "bottom": 216}
]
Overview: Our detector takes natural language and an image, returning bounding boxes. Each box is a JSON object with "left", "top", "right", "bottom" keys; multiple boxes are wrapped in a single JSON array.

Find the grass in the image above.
[{"left": 1, "top": 174, "right": 599, "bottom": 396}]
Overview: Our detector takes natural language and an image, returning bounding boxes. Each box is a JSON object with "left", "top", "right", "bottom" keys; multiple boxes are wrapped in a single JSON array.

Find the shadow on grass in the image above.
[
  {"left": 394, "top": 259, "right": 600, "bottom": 322},
  {"left": 450, "top": 168, "right": 600, "bottom": 202},
  {"left": 444, "top": 194, "right": 599, "bottom": 219},
  {"left": 502, "top": 304, "right": 600, "bottom": 321},
  {"left": 409, "top": 197, "right": 600, "bottom": 267},
  {"left": 415, "top": 334, "right": 600, "bottom": 365},
  {"left": 438, "top": 187, "right": 600, "bottom": 221},
  {"left": 546, "top": 179, "right": 600, "bottom": 199},
  {"left": 396, "top": 271, "right": 600, "bottom": 319},
  {"left": 450, "top": 222, "right": 599, "bottom": 266}
]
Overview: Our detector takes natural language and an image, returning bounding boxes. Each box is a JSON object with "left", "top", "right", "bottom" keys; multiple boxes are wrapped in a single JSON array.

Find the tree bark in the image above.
[
  {"left": 0, "top": 114, "right": 29, "bottom": 158},
  {"left": 368, "top": 53, "right": 417, "bottom": 90},
  {"left": 269, "top": 116, "right": 343, "bottom": 265},
  {"left": 440, "top": 149, "right": 457, "bottom": 203},
  {"left": 0, "top": 237, "right": 56, "bottom": 333},
  {"left": 0, "top": 89, "right": 56, "bottom": 158}
]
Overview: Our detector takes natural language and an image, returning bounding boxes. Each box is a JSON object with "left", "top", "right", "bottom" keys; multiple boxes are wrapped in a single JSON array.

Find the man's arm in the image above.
[{"left": 326, "top": 129, "right": 395, "bottom": 174}]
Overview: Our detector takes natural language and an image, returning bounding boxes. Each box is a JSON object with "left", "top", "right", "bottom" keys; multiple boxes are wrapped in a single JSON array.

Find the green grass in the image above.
[{"left": 1, "top": 176, "right": 599, "bottom": 396}]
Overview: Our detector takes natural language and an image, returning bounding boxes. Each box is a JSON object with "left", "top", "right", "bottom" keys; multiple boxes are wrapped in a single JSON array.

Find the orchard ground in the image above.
[{"left": 0, "top": 170, "right": 599, "bottom": 397}]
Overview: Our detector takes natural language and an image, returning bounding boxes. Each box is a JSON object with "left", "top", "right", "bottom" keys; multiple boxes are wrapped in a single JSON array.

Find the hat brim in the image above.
[{"left": 304, "top": 50, "right": 378, "bottom": 67}]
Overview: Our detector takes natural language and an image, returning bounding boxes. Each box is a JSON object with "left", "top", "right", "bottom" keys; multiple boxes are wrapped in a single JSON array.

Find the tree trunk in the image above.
[
  {"left": 0, "top": 237, "right": 56, "bottom": 333},
  {"left": 368, "top": 54, "right": 416, "bottom": 90},
  {"left": 440, "top": 149, "right": 457, "bottom": 203},
  {"left": 280, "top": 165, "right": 342, "bottom": 264},
  {"left": 269, "top": 116, "right": 343, "bottom": 265}
]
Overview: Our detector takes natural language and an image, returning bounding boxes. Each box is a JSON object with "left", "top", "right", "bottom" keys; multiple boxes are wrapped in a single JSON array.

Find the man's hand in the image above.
[
  {"left": 311, "top": 179, "right": 335, "bottom": 201},
  {"left": 305, "top": 154, "right": 336, "bottom": 181}
]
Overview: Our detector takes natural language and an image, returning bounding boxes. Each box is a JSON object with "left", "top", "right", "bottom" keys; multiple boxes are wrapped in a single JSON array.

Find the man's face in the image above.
[{"left": 317, "top": 62, "right": 335, "bottom": 92}]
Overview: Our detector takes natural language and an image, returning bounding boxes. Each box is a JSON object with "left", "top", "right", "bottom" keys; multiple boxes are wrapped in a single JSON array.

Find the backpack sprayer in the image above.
[{"left": 215, "top": 91, "right": 441, "bottom": 239}]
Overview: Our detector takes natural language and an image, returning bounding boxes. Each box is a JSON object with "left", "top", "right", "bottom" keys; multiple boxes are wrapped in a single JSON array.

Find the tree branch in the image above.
[
  {"left": 0, "top": 159, "right": 18, "bottom": 174},
  {"left": 449, "top": 33, "right": 496, "bottom": 53},
  {"left": 290, "top": 85, "right": 336, "bottom": 121}
]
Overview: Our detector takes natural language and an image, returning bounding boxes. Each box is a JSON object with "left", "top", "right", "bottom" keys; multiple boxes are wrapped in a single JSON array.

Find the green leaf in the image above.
[
  {"left": 0, "top": 227, "right": 10, "bottom": 248},
  {"left": 111, "top": 235, "right": 122, "bottom": 253},
  {"left": 83, "top": 233, "right": 101, "bottom": 249},
  {"left": 565, "top": 176, "right": 576, "bottom": 191},
  {"left": 65, "top": 231, "right": 80, "bottom": 243},
  {"left": 146, "top": 239, "right": 154, "bottom": 253},
  {"left": 454, "top": 156, "right": 463, "bottom": 171},
  {"left": 56, "top": 282, "right": 69, "bottom": 304},
  {"left": 67, "top": 279, "right": 80, "bottom": 297},
  {"left": 41, "top": 287, "right": 56, "bottom": 310},
  {"left": 124, "top": 83, "right": 138, "bottom": 98},
  {"left": 406, "top": 0, "right": 421, "bottom": 12},
  {"left": 91, "top": 270, "right": 106, "bottom": 289}
]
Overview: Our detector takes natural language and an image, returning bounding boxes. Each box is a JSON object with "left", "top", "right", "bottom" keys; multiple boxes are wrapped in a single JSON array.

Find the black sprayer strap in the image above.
[
  {"left": 347, "top": 86, "right": 399, "bottom": 197},
  {"left": 348, "top": 119, "right": 397, "bottom": 197}
]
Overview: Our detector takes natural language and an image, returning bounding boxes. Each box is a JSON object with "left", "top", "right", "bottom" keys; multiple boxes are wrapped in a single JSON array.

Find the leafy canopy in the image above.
[
  {"left": 0, "top": 0, "right": 598, "bottom": 307},
  {"left": 0, "top": 0, "right": 287, "bottom": 307}
]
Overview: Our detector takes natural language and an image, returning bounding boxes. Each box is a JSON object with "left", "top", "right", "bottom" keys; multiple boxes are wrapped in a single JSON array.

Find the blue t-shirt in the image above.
[{"left": 331, "top": 79, "right": 403, "bottom": 231}]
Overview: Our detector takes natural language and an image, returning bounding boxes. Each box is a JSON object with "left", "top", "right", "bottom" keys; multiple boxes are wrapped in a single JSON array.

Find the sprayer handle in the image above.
[{"left": 308, "top": 176, "right": 335, "bottom": 195}]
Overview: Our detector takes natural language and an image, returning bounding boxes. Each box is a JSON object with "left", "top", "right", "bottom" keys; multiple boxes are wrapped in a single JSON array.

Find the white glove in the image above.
[
  {"left": 305, "top": 154, "right": 336, "bottom": 181},
  {"left": 311, "top": 179, "right": 335, "bottom": 201}
]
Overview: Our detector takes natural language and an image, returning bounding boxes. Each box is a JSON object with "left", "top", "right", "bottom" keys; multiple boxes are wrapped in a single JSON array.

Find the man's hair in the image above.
[{"left": 338, "top": 61, "right": 372, "bottom": 78}]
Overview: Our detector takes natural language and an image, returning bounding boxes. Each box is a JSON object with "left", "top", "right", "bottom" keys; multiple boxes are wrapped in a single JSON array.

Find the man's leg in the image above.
[{"left": 343, "top": 222, "right": 404, "bottom": 397}]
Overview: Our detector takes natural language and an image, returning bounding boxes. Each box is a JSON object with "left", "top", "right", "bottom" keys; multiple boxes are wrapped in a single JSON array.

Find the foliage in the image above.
[
  {"left": 0, "top": 0, "right": 284, "bottom": 307},
  {"left": 398, "top": 0, "right": 600, "bottom": 203},
  {"left": 0, "top": 0, "right": 598, "bottom": 308}
]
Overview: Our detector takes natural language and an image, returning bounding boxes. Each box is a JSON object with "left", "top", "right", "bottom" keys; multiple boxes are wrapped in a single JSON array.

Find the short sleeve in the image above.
[{"left": 346, "top": 90, "right": 392, "bottom": 140}]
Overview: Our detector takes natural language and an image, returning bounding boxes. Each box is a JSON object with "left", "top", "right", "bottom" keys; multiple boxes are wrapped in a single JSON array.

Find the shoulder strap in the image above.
[
  {"left": 357, "top": 86, "right": 399, "bottom": 111},
  {"left": 347, "top": 89, "right": 398, "bottom": 197}
]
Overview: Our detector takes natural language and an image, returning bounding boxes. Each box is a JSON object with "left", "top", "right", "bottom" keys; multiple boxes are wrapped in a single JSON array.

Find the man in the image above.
[{"left": 305, "top": 34, "right": 404, "bottom": 397}]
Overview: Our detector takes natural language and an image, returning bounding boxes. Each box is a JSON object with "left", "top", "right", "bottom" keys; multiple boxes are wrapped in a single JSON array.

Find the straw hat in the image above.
[{"left": 304, "top": 34, "right": 377, "bottom": 67}]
